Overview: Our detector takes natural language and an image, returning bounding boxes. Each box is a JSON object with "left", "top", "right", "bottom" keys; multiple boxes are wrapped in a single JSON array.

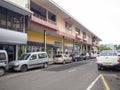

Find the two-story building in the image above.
[
  {"left": 27, "top": 0, "right": 101, "bottom": 59},
  {"left": 0, "top": 0, "right": 32, "bottom": 62}
]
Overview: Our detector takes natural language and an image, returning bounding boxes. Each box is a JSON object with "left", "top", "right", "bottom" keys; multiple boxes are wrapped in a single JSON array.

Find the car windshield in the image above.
[
  {"left": 55, "top": 55, "right": 62, "bottom": 57},
  {"left": 0, "top": 53, "right": 6, "bottom": 60},
  {"left": 100, "top": 51, "right": 117, "bottom": 56},
  {"left": 19, "top": 54, "right": 31, "bottom": 60}
]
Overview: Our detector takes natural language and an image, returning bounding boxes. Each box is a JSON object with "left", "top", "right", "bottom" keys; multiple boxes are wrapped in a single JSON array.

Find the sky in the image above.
[
  {"left": 11, "top": 0, "right": 120, "bottom": 45},
  {"left": 53, "top": 0, "right": 120, "bottom": 45}
]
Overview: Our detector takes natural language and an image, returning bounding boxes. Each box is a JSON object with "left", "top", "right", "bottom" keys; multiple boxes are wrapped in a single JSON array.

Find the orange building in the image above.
[{"left": 27, "top": 0, "right": 101, "bottom": 59}]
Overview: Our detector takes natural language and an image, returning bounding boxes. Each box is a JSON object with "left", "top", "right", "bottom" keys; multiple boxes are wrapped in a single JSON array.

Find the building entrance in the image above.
[{"left": 0, "top": 44, "right": 15, "bottom": 62}]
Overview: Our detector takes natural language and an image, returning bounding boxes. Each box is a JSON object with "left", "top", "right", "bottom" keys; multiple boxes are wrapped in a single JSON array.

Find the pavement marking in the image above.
[
  {"left": 101, "top": 74, "right": 110, "bottom": 90},
  {"left": 86, "top": 74, "right": 101, "bottom": 90},
  {"left": 68, "top": 69, "right": 77, "bottom": 72}
]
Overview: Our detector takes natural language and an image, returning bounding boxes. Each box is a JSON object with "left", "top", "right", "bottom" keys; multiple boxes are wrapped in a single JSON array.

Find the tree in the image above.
[{"left": 99, "top": 44, "right": 112, "bottom": 51}]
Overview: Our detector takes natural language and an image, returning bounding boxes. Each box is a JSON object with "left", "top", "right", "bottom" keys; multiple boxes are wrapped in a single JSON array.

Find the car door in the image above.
[
  {"left": 29, "top": 54, "right": 38, "bottom": 68},
  {"left": 38, "top": 53, "right": 48, "bottom": 66}
]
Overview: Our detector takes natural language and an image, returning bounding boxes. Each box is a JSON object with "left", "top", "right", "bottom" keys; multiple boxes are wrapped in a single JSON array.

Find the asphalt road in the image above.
[{"left": 0, "top": 59, "right": 120, "bottom": 90}]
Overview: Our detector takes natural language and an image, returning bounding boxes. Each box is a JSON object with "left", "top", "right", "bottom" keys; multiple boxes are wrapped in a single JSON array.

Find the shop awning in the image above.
[{"left": 0, "top": 28, "right": 27, "bottom": 44}]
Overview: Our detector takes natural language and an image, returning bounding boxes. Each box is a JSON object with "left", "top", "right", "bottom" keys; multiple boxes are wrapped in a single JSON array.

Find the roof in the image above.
[
  {"left": 36, "top": 0, "right": 102, "bottom": 41},
  {"left": 0, "top": 0, "right": 33, "bottom": 15}
]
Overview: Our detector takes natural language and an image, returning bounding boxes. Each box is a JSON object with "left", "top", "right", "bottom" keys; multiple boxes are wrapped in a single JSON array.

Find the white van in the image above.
[
  {"left": 0, "top": 50, "right": 8, "bottom": 76},
  {"left": 8, "top": 52, "right": 49, "bottom": 72}
]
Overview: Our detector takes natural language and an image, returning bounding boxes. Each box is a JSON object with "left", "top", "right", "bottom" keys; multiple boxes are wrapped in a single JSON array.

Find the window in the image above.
[
  {"left": 30, "top": 54, "right": 37, "bottom": 60},
  {"left": 38, "top": 53, "right": 47, "bottom": 59},
  {"left": 48, "top": 11, "right": 56, "bottom": 22},
  {"left": 65, "top": 22, "right": 72, "bottom": 34},
  {"left": 0, "top": 6, "right": 24, "bottom": 32},
  {"left": 30, "top": 1, "right": 46, "bottom": 20},
  {"left": 0, "top": 53, "right": 6, "bottom": 60},
  {"left": 0, "top": 6, "right": 7, "bottom": 28},
  {"left": 75, "top": 27, "right": 80, "bottom": 35},
  {"left": 83, "top": 32, "right": 86, "bottom": 38}
]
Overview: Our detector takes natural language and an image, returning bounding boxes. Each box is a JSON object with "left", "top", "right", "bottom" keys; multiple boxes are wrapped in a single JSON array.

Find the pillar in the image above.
[
  {"left": 73, "top": 39, "right": 75, "bottom": 53},
  {"left": 16, "top": 45, "right": 18, "bottom": 60},
  {"left": 62, "top": 36, "right": 64, "bottom": 54},
  {"left": 44, "top": 30, "right": 46, "bottom": 52},
  {"left": 80, "top": 42, "right": 83, "bottom": 54}
]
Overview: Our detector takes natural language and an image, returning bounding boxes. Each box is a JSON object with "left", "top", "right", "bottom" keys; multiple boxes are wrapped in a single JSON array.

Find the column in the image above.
[
  {"left": 44, "top": 30, "right": 46, "bottom": 52},
  {"left": 24, "top": 45, "right": 26, "bottom": 54},
  {"left": 73, "top": 39, "right": 75, "bottom": 53},
  {"left": 62, "top": 36, "right": 64, "bottom": 54},
  {"left": 15, "top": 45, "right": 18, "bottom": 60},
  {"left": 86, "top": 44, "right": 88, "bottom": 52},
  {"left": 80, "top": 42, "right": 83, "bottom": 54}
]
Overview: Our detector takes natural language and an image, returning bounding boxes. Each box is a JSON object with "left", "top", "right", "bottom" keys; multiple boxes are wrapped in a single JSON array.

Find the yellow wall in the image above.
[
  {"left": 27, "top": 30, "right": 73, "bottom": 47},
  {"left": 27, "top": 30, "right": 44, "bottom": 43},
  {"left": 46, "top": 35, "right": 62, "bottom": 45},
  {"left": 64, "top": 39, "right": 73, "bottom": 46}
]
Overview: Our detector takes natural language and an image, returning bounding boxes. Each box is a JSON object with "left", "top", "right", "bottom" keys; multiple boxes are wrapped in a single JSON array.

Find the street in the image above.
[{"left": 0, "top": 59, "right": 120, "bottom": 90}]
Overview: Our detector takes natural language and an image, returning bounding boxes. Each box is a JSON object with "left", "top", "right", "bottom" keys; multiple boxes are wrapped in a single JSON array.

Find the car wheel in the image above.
[
  {"left": 63, "top": 60, "right": 66, "bottom": 64},
  {"left": 75, "top": 59, "right": 77, "bottom": 62},
  {"left": 43, "top": 63, "right": 48, "bottom": 68},
  {"left": 0, "top": 68, "right": 5, "bottom": 76},
  {"left": 97, "top": 65, "right": 102, "bottom": 70},
  {"left": 20, "top": 65, "right": 28, "bottom": 72}
]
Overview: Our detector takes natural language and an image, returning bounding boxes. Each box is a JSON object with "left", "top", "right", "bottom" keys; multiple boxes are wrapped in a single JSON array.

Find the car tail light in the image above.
[
  {"left": 117, "top": 58, "right": 120, "bottom": 63},
  {"left": 96, "top": 59, "right": 98, "bottom": 63}
]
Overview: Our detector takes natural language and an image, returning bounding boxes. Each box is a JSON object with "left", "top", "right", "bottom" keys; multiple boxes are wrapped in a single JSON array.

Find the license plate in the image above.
[{"left": 103, "top": 62, "right": 112, "bottom": 66}]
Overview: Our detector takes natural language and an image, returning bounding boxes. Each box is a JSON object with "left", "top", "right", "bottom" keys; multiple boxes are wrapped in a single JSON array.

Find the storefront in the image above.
[
  {"left": 0, "top": 0, "right": 32, "bottom": 62},
  {"left": 0, "top": 28, "right": 27, "bottom": 62}
]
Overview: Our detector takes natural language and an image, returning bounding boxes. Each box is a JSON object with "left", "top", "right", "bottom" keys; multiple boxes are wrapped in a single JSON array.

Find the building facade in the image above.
[
  {"left": 27, "top": 0, "right": 101, "bottom": 60},
  {"left": 0, "top": 0, "right": 101, "bottom": 62},
  {"left": 0, "top": 0, "right": 31, "bottom": 62}
]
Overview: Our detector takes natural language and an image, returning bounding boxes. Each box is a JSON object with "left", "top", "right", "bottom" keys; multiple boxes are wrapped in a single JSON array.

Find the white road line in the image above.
[
  {"left": 68, "top": 69, "right": 77, "bottom": 72},
  {"left": 86, "top": 74, "right": 101, "bottom": 90}
]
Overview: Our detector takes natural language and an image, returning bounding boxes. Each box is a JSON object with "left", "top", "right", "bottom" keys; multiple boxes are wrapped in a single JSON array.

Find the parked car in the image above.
[
  {"left": 0, "top": 50, "right": 8, "bottom": 76},
  {"left": 8, "top": 52, "right": 49, "bottom": 72},
  {"left": 96, "top": 50, "right": 120, "bottom": 70},
  {"left": 70, "top": 54, "right": 84, "bottom": 62},
  {"left": 81, "top": 53, "right": 88, "bottom": 60},
  {"left": 54, "top": 54, "right": 72, "bottom": 64}
]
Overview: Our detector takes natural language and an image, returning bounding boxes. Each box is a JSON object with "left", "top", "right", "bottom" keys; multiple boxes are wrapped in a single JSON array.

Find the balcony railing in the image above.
[{"left": 31, "top": 15, "right": 59, "bottom": 30}]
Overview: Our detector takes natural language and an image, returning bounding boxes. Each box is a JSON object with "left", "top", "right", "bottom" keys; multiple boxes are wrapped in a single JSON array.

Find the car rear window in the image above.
[
  {"left": 100, "top": 51, "right": 117, "bottom": 56},
  {"left": 0, "top": 53, "right": 6, "bottom": 60},
  {"left": 55, "top": 55, "right": 62, "bottom": 57}
]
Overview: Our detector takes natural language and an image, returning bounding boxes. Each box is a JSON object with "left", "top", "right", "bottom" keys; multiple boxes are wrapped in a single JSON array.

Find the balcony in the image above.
[
  {"left": 31, "top": 15, "right": 59, "bottom": 30},
  {"left": 76, "top": 34, "right": 82, "bottom": 40}
]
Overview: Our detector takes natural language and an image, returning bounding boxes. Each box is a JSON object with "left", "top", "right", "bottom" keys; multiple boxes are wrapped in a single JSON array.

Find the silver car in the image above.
[
  {"left": 9, "top": 52, "right": 49, "bottom": 72},
  {"left": 54, "top": 54, "right": 72, "bottom": 64}
]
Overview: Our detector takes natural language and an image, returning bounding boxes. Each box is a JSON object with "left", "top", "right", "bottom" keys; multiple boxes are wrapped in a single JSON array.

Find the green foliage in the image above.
[{"left": 99, "top": 44, "right": 112, "bottom": 51}]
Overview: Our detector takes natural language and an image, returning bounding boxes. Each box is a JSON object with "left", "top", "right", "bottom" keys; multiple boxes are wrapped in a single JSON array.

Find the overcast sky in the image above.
[{"left": 53, "top": 0, "right": 120, "bottom": 45}]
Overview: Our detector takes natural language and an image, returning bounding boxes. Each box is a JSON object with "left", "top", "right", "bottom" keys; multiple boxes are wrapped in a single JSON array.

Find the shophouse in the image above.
[
  {"left": 0, "top": 0, "right": 32, "bottom": 62},
  {"left": 27, "top": 0, "right": 101, "bottom": 60}
]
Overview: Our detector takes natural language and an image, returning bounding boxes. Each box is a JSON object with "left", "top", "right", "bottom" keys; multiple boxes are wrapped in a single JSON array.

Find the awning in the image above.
[
  {"left": 0, "top": 28, "right": 27, "bottom": 44},
  {"left": 0, "top": 0, "right": 33, "bottom": 15}
]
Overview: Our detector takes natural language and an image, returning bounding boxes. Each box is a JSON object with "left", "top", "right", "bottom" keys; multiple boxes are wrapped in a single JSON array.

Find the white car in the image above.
[{"left": 96, "top": 50, "right": 120, "bottom": 70}]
